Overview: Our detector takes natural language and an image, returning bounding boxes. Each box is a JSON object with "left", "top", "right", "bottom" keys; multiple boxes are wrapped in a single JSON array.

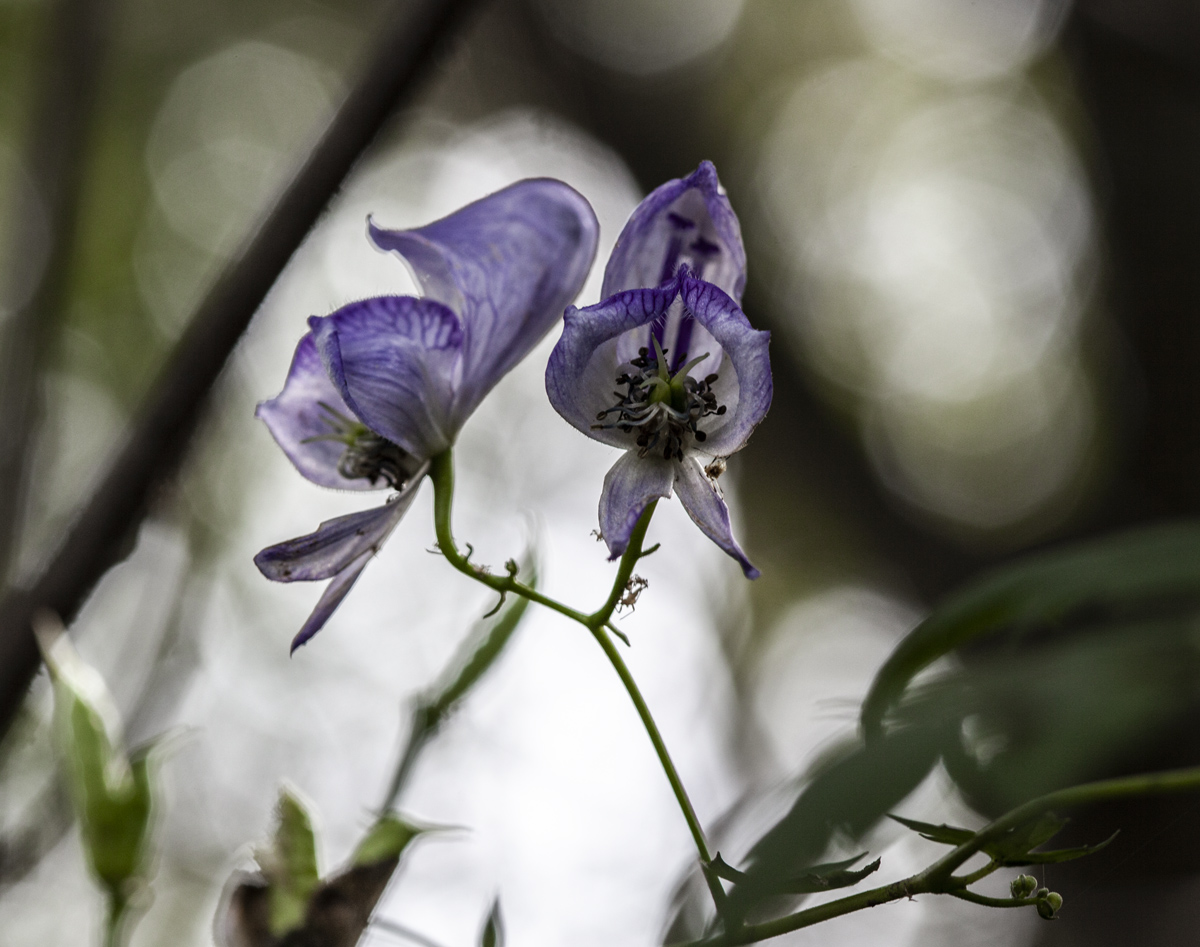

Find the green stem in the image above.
[
  {"left": 429, "top": 451, "right": 588, "bottom": 625},
  {"left": 671, "top": 763, "right": 1200, "bottom": 947},
  {"left": 919, "top": 763, "right": 1200, "bottom": 885},
  {"left": 428, "top": 450, "right": 726, "bottom": 914},
  {"left": 103, "top": 894, "right": 127, "bottom": 947}
]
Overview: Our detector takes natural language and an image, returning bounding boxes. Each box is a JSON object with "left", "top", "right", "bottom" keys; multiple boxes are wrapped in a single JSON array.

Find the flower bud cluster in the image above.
[{"left": 1010, "top": 875, "right": 1062, "bottom": 919}]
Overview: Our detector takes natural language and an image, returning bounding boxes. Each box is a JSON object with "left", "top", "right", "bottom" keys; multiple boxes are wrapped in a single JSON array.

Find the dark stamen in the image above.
[{"left": 591, "top": 345, "right": 725, "bottom": 462}]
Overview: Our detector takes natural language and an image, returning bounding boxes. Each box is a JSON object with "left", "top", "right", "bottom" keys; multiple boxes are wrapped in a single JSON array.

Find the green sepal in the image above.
[
  {"left": 480, "top": 899, "right": 504, "bottom": 947},
  {"left": 260, "top": 788, "right": 321, "bottom": 937},
  {"left": 351, "top": 814, "right": 423, "bottom": 867},
  {"left": 994, "top": 830, "right": 1119, "bottom": 866},
  {"left": 887, "top": 814, "right": 976, "bottom": 846},
  {"left": 40, "top": 624, "right": 155, "bottom": 900}
]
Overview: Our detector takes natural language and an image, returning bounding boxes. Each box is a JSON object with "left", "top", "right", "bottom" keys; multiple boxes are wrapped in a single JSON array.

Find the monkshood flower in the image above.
[
  {"left": 546, "top": 162, "right": 771, "bottom": 577},
  {"left": 256, "top": 180, "right": 598, "bottom": 650}
]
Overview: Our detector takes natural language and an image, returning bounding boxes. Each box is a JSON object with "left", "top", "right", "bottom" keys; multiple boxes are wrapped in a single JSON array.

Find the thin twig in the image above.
[
  {"left": 0, "top": 0, "right": 488, "bottom": 740},
  {"left": 0, "top": 0, "right": 115, "bottom": 583}
]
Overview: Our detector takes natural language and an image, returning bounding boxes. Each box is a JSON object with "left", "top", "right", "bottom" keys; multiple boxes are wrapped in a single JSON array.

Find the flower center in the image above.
[
  {"left": 304, "top": 402, "right": 416, "bottom": 489},
  {"left": 592, "top": 336, "right": 726, "bottom": 461}
]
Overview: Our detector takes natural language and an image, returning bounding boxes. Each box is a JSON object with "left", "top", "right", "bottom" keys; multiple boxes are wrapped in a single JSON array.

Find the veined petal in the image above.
[
  {"left": 677, "top": 275, "right": 772, "bottom": 457},
  {"left": 546, "top": 281, "right": 683, "bottom": 450},
  {"left": 602, "top": 161, "right": 747, "bottom": 303},
  {"left": 290, "top": 550, "right": 373, "bottom": 652},
  {"left": 599, "top": 451, "right": 676, "bottom": 561},
  {"left": 674, "top": 458, "right": 759, "bottom": 578},
  {"left": 310, "top": 297, "right": 463, "bottom": 458},
  {"left": 256, "top": 334, "right": 378, "bottom": 491},
  {"left": 368, "top": 179, "right": 599, "bottom": 426},
  {"left": 254, "top": 475, "right": 423, "bottom": 582}
]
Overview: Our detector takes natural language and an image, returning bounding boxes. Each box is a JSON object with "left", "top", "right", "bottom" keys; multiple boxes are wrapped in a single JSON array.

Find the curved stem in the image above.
[{"left": 428, "top": 450, "right": 725, "bottom": 912}]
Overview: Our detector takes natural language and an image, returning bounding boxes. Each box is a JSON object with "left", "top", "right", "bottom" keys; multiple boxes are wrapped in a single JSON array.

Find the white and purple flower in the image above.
[
  {"left": 546, "top": 162, "right": 771, "bottom": 577},
  {"left": 256, "top": 179, "right": 599, "bottom": 649}
]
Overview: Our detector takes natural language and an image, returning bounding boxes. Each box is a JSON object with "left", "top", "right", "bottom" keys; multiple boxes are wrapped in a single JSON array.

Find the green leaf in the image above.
[
  {"left": 981, "top": 812, "right": 1065, "bottom": 861},
  {"left": 480, "top": 899, "right": 504, "bottom": 947},
  {"left": 994, "top": 831, "right": 1119, "bottom": 866},
  {"left": 351, "top": 814, "right": 423, "bottom": 867},
  {"left": 262, "top": 788, "right": 321, "bottom": 937},
  {"left": 727, "top": 724, "right": 943, "bottom": 917},
  {"left": 783, "top": 856, "right": 881, "bottom": 894},
  {"left": 861, "top": 523, "right": 1200, "bottom": 739},
  {"left": 887, "top": 814, "right": 976, "bottom": 846}
]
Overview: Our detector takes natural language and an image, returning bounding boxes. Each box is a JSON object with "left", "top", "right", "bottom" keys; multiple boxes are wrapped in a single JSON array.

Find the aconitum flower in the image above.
[
  {"left": 546, "top": 162, "right": 771, "bottom": 577},
  {"left": 257, "top": 180, "right": 598, "bottom": 649}
]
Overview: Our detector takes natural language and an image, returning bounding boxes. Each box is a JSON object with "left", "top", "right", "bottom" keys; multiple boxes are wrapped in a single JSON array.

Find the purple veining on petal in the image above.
[
  {"left": 310, "top": 296, "right": 463, "bottom": 459},
  {"left": 255, "top": 495, "right": 410, "bottom": 583},
  {"left": 603, "top": 161, "right": 747, "bottom": 303},
  {"left": 674, "top": 458, "right": 759, "bottom": 578},
  {"left": 256, "top": 334, "right": 378, "bottom": 491},
  {"left": 368, "top": 178, "right": 599, "bottom": 428},
  {"left": 676, "top": 275, "right": 772, "bottom": 457},
  {"left": 546, "top": 281, "right": 683, "bottom": 451},
  {"left": 599, "top": 452, "right": 676, "bottom": 561}
]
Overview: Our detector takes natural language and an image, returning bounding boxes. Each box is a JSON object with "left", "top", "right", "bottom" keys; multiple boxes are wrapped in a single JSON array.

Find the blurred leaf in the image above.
[
  {"left": 727, "top": 724, "right": 943, "bottom": 916},
  {"left": 351, "top": 814, "right": 423, "bottom": 867},
  {"left": 37, "top": 617, "right": 155, "bottom": 900},
  {"left": 261, "top": 789, "right": 320, "bottom": 937},
  {"left": 982, "top": 812, "right": 1065, "bottom": 861},
  {"left": 783, "top": 856, "right": 881, "bottom": 894},
  {"left": 862, "top": 523, "right": 1200, "bottom": 737},
  {"left": 996, "top": 831, "right": 1119, "bottom": 866},
  {"left": 430, "top": 558, "right": 536, "bottom": 719},
  {"left": 480, "top": 899, "right": 504, "bottom": 947},
  {"left": 386, "top": 554, "right": 537, "bottom": 807},
  {"left": 222, "top": 803, "right": 424, "bottom": 947},
  {"left": 899, "top": 619, "right": 1200, "bottom": 812},
  {"left": 887, "top": 814, "right": 975, "bottom": 846}
]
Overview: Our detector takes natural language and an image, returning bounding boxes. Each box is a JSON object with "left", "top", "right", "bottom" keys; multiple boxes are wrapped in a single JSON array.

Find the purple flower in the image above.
[
  {"left": 256, "top": 179, "right": 599, "bottom": 649},
  {"left": 546, "top": 162, "right": 771, "bottom": 577}
]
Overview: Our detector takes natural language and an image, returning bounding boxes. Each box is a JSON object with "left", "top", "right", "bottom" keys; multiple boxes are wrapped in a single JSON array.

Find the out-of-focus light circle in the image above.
[
  {"left": 533, "top": 0, "right": 746, "bottom": 75},
  {"left": 145, "top": 41, "right": 339, "bottom": 256},
  {"left": 848, "top": 0, "right": 1069, "bottom": 81},
  {"left": 756, "top": 60, "right": 1097, "bottom": 536}
]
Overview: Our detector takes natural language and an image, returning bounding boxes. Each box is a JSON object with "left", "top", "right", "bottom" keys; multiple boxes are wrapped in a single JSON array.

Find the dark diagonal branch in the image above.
[
  {"left": 0, "top": 0, "right": 486, "bottom": 738},
  {"left": 0, "top": 0, "right": 115, "bottom": 584}
]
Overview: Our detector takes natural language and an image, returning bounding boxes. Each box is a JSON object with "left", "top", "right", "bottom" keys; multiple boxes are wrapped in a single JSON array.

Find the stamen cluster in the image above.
[
  {"left": 306, "top": 403, "right": 415, "bottom": 489},
  {"left": 593, "top": 343, "right": 726, "bottom": 461}
]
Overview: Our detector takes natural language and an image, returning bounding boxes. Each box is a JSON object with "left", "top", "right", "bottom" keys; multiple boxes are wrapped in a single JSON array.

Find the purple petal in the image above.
[
  {"left": 254, "top": 478, "right": 422, "bottom": 582},
  {"left": 310, "top": 297, "right": 463, "bottom": 458},
  {"left": 290, "top": 550, "right": 373, "bottom": 652},
  {"left": 599, "top": 451, "right": 676, "bottom": 561},
  {"left": 256, "top": 333, "right": 378, "bottom": 491},
  {"left": 602, "top": 161, "right": 747, "bottom": 302},
  {"left": 368, "top": 179, "right": 599, "bottom": 426},
  {"left": 674, "top": 458, "right": 759, "bottom": 579},
  {"left": 677, "top": 275, "right": 772, "bottom": 457},
  {"left": 546, "top": 281, "right": 683, "bottom": 451}
]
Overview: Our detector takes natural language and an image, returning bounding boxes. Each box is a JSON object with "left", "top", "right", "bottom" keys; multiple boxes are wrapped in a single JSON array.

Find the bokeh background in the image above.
[{"left": 1, "top": 0, "right": 1199, "bottom": 944}]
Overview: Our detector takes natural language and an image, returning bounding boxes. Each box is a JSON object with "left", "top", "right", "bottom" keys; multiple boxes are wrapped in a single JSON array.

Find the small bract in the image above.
[
  {"left": 256, "top": 180, "right": 599, "bottom": 649},
  {"left": 546, "top": 162, "right": 771, "bottom": 577}
]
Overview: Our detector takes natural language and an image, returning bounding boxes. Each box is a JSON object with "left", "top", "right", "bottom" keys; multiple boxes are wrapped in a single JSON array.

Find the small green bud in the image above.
[
  {"left": 1034, "top": 887, "right": 1050, "bottom": 900},
  {"left": 1036, "top": 891, "right": 1062, "bottom": 920},
  {"left": 1010, "top": 874, "right": 1038, "bottom": 899}
]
